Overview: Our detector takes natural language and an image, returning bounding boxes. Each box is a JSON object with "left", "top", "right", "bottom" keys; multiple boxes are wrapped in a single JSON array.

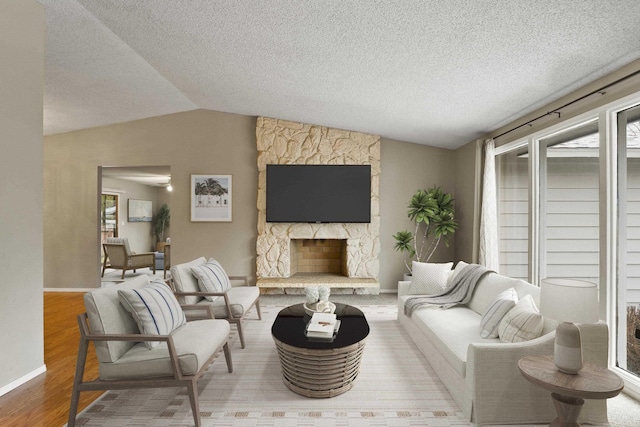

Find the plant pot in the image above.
[
  {"left": 403, "top": 273, "right": 412, "bottom": 282},
  {"left": 156, "top": 242, "right": 166, "bottom": 252}
]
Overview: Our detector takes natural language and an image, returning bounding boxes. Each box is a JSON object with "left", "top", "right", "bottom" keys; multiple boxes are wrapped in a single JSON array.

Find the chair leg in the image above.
[
  {"left": 223, "top": 342, "right": 233, "bottom": 373},
  {"left": 121, "top": 269, "right": 126, "bottom": 279},
  {"left": 69, "top": 318, "right": 90, "bottom": 427},
  {"left": 186, "top": 379, "right": 201, "bottom": 427},
  {"left": 236, "top": 319, "right": 246, "bottom": 349},
  {"left": 254, "top": 300, "right": 262, "bottom": 320},
  {"left": 101, "top": 257, "right": 108, "bottom": 277}
]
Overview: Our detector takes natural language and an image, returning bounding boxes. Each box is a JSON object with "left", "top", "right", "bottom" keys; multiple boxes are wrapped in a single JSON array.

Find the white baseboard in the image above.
[
  {"left": 0, "top": 364, "right": 46, "bottom": 398},
  {"left": 44, "top": 288, "right": 94, "bottom": 292}
]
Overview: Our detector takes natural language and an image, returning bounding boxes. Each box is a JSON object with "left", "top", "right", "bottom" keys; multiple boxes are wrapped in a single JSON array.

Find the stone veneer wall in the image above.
[{"left": 256, "top": 117, "right": 380, "bottom": 280}]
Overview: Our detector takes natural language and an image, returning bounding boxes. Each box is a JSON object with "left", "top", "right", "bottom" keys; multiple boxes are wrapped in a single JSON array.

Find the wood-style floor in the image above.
[{"left": 0, "top": 293, "right": 102, "bottom": 427}]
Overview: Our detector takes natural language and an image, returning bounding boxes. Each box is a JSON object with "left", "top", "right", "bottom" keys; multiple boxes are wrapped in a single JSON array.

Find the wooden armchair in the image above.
[
  {"left": 68, "top": 275, "right": 232, "bottom": 427},
  {"left": 169, "top": 257, "right": 261, "bottom": 349},
  {"left": 101, "top": 237, "right": 155, "bottom": 279}
]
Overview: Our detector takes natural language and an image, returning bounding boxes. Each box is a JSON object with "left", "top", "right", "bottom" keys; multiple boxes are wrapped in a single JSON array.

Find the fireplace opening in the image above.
[{"left": 290, "top": 239, "right": 347, "bottom": 276}]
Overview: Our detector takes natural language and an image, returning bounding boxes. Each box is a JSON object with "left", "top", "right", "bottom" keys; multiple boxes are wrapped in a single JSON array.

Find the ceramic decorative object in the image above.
[
  {"left": 554, "top": 321, "right": 583, "bottom": 374},
  {"left": 304, "top": 286, "right": 334, "bottom": 315}
]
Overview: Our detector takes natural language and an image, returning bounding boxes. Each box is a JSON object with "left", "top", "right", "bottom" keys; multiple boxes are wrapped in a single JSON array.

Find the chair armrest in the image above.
[
  {"left": 174, "top": 290, "right": 237, "bottom": 320},
  {"left": 181, "top": 304, "right": 215, "bottom": 319},
  {"left": 228, "top": 275, "right": 249, "bottom": 286}
]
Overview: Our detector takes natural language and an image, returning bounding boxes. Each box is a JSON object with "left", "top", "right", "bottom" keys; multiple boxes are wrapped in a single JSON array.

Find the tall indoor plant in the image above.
[
  {"left": 393, "top": 186, "right": 457, "bottom": 275},
  {"left": 152, "top": 203, "right": 170, "bottom": 251}
]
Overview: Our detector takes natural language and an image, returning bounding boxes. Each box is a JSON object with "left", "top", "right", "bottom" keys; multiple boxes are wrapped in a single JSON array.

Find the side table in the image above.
[{"left": 518, "top": 355, "right": 623, "bottom": 426}]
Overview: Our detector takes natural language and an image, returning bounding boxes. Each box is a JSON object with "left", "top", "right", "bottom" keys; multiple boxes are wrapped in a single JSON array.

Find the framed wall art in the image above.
[
  {"left": 191, "top": 174, "right": 232, "bottom": 222},
  {"left": 128, "top": 199, "right": 152, "bottom": 222}
]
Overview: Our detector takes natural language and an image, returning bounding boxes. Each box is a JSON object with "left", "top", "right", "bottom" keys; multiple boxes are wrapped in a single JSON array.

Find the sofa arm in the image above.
[
  {"left": 397, "top": 280, "right": 412, "bottom": 297},
  {"left": 466, "top": 322, "right": 609, "bottom": 425}
]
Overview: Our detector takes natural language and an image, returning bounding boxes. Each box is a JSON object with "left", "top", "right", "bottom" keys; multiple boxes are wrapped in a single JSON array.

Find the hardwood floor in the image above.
[{"left": 0, "top": 293, "right": 102, "bottom": 427}]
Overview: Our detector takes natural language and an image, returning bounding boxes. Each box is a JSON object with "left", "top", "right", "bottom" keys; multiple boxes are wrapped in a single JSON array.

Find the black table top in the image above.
[{"left": 271, "top": 302, "right": 370, "bottom": 350}]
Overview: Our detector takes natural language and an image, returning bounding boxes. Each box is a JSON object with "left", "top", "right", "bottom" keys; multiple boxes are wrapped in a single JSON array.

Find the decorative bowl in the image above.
[{"left": 303, "top": 301, "right": 336, "bottom": 317}]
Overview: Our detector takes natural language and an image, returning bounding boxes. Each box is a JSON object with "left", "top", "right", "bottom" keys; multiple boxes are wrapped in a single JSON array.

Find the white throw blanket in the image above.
[{"left": 404, "top": 264, "right": 493, "bottom": 317}]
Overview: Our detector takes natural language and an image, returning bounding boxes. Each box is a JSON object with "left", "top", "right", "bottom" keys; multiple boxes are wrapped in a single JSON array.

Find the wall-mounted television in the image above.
[{"left": 266, "top": 164, "right": 371, "bottom": 223}]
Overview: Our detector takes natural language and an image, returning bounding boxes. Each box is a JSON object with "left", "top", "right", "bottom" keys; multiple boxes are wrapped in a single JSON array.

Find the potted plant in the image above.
[
  {"left": 393, "top": 186, "right": 457, "bottom": 277},
  {"left": 152, "top": 204, "right": 170, "bottom": 251}
]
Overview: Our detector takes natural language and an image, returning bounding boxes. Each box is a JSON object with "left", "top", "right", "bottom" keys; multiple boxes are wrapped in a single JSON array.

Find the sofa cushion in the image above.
[
  {"left": 498, "top": 294, "right": 544, "bottom": 343},
  {"left": 191, "top": 258, "right": 231, "bottom": 301},
  {"left": 118, "top": 279, "right": 187, "bottom": 349},
  {"left": 408, "top": 261, "right": 453, "bottom": 295},
  {"left": 467, "top": 273, "right": 533, "bottom": 315},
  {"left": 400, "top": 294, "right": 499, "bottom": 377},
  {"left": 99, "top": 318, "right": 230, "bottom": 380},
  {"left": 170, "top": 257, "right": 207, "bottom": 304},
  {"left": 479, "top": 287, "right": 518, "bottom": 338},
  {"left": 84, "top": 275, "right": 151, "bottom": 363}
]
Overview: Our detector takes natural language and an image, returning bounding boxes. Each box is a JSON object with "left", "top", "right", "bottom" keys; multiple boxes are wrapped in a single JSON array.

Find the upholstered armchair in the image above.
[
  {"left": 68, "top": 275, "right": 233, "bottom": 427},
  {"left": 101, "top": 237, "right": 155, "bottom": 279},
  {"left": 169, "top": 257, "right": 261, "bottom": 349}
]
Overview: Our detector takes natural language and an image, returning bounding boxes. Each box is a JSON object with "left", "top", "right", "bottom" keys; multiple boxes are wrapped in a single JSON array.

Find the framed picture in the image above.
[
  {"left": 191, "top": 174, "right": 232, "bottom": 222},
  {"left": 128, "top": 199, "right": 152, "bottom": 222}
]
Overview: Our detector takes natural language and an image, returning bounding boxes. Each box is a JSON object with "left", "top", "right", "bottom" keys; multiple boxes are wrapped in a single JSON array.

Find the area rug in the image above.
[{"left": 72, "top": 304, "right": 470, "bottom": 426}]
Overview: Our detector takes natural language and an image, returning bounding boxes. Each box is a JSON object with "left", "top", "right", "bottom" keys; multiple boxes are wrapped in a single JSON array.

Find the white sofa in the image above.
[{"left": 397, "top": 270, "right": 610, "bottom": 426}]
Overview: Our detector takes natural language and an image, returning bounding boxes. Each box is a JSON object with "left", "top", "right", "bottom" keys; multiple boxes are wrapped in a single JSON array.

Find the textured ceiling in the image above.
[{"left": 39, "top": 0, "right": 640, "bottom": 149}]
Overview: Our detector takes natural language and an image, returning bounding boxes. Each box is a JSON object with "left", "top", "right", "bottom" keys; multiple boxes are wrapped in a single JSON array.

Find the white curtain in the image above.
[{"left": 479, "top": 138, "right": 499, "bottom": 271}]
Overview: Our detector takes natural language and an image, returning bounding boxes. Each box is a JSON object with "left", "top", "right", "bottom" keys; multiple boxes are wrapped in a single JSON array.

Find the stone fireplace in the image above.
[{"left": 255, "top": 117, "right": 380, "bottom": 292}]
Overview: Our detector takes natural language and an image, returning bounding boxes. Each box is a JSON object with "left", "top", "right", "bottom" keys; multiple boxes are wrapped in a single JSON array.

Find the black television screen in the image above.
[{"left": 266, "top": 164, "right": 371, "bottom": 223}]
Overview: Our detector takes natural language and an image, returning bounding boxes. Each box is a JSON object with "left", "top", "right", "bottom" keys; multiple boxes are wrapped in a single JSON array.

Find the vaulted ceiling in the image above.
[{"left": 39, "top": 0, "right": 640, "bottom": 149}]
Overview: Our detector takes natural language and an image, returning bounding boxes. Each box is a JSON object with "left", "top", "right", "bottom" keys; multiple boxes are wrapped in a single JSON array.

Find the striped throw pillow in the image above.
[
  {"left": 480, "top": 287, "right": 518, "bottom": 338},
  {"left": 498, "top": 294, "right": 544, "bottom": 343},
  {"left": 191, "top": 258, "right": 231, "bottom": 301},
  {"left": 118, "top": 278, "right": 186, "bottom": 349}
]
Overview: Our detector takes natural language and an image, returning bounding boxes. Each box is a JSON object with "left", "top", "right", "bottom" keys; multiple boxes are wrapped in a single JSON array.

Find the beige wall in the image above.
[
  {"left": 379, "top": 138, "right": 456, "bottom": 289},
  {"left": 0, "top": 0, "right": 45, "bottom": 392},
  {"left": 44, "top": 110, "right": 459, "bottom": 292},
  {"left": 44, "top": 110, "right": 257, "bottom": 288},
  {"left": 453, "top": 140, "right": 481, "bottom": 264}
]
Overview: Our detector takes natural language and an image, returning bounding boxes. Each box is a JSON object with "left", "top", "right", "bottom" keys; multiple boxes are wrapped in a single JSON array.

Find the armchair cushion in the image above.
[
  {"left": 98, "top": 318, "right": 230, "bottom": 380},
  {"left": 191, "top": 258, "right": 231, "bottom": 301},
  {"left": 118, "top": 279, "right": 186, "bottom": 349},
  {"left": 170, "top": 257, "right": 207, "bottom": 305}
]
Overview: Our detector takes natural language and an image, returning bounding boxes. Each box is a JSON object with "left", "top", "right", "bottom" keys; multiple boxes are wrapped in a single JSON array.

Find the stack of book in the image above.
[{"left": 305, "top": 312, "right": 341, "bottom": 341}]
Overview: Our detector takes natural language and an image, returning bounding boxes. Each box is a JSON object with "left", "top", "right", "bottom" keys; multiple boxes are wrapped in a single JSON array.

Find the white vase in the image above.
[{"left": 554, "top": 321, "right": 583, "bottom": 374}]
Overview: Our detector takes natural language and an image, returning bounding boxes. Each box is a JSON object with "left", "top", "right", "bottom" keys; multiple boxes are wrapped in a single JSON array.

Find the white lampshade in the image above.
[{"left": 540, "top": 278, "right": 598, "bottom": 323}]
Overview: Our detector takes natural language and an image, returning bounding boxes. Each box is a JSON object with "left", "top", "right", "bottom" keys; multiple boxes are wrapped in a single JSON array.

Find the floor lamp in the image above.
[{"left": 540, "top": 278, "right": 599, "bottom": 374}]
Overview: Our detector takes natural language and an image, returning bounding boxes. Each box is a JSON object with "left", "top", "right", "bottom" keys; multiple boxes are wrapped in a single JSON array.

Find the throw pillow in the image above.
[
  {"left": 480, "top": 287, "right": 518, "bottom": 338},
  {"left": 498, "top": 294, "right": 544, "bottom": 343},
  {"left": 191, "top": 258, "right": 231, "bottom": 301},
  {"left": 407, "top": 261, "right": 453, "bottom": 295},
  {"left": 118, "top": 278, "right": 186, "bottom": 349}
]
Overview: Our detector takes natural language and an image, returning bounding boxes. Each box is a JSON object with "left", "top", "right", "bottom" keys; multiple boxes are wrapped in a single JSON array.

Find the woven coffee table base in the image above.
[{"left": 273, "top": 338, "right": 367, "bottom": 398}]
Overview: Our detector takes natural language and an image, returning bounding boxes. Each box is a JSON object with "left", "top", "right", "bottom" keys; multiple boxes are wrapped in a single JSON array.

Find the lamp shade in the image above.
[{"left": 540, "top": 278, "right": 598, "bottom": 324}]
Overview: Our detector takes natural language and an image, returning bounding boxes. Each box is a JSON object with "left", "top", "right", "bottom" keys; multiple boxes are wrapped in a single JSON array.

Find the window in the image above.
[
  {"left": 101, "top": 193, "right": 118, "bottom": 241},
  {"left": 492, "top": 97, "right": 640, "bottom": 395},
  {"left": 617, "top": 104, "right": 640, "bottom": 380},
  {"left": 497, "top": 144, "right": 529, "bottom": 280},
  {"left": 540, "top": 121, "right": 600, "bottom": 284}
]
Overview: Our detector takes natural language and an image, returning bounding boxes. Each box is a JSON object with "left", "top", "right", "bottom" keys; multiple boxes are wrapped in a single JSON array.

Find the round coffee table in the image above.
[
  {"left": 271, "top": 302, "right": 369, "bottom": 398},
  {"left": 518, "top": 355, "right": 624, "bottom": 426}
]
